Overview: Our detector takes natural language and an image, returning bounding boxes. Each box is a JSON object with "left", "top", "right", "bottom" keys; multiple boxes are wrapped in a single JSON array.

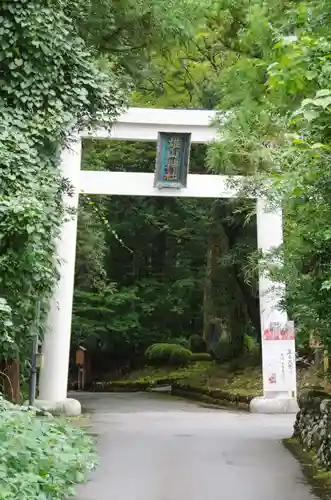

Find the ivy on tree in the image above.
[
  {"left": 0, "top": 0, "right": 125, "bottom": 393},
  {"left": 0, "top": 0, "right": 208, "bottom": 393}
]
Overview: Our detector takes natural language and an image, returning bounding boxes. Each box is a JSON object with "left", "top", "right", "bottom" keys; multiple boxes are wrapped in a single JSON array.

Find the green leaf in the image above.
[
  {"left": 315, "top": 89, "right": 331, "bottom": 98},
  {"left": 301, "top": 98, "right": 314, "bottom": 107},
  {"left": 314, "top": 96, "right": 331, "bottom": 108},
  {"left": 306, "top": 70, "right": 317, "bottom": 81},
  {"left": 303, "top": 109, "right": 319, "bottom": 122}
]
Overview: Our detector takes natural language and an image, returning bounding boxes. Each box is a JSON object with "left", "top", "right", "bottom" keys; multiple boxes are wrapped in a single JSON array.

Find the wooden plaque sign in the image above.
[
  {"left": 154, "top": 132, "right": 191, "bottom": 189},
  {"left": 75, "top": 347, "right": 86, "bottom": 366}
]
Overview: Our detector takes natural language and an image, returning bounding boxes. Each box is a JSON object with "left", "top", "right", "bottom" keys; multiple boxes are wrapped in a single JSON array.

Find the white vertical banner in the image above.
[{"left": 262, "top": 321, "right": 296, "bottom": 398}]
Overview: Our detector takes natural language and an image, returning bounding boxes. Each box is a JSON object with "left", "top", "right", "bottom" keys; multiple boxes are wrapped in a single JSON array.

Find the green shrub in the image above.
[
  {"left": 170, "top": 345, "right": 193, "bottom": 366},
  {"left": 189, "top": 334, "right": 206, "bottom": 353},
  {"left": 145, "top": 343, "right": 192, "bottom": 366},
  {"left": 190, "top": 352, "right": 213, "bottom": 362},
  {"left": 0, "top": 397, "right": 97, "bottom": 499}
]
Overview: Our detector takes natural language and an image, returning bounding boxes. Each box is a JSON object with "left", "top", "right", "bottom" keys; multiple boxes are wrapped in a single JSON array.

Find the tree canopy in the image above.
[
  {"left": 0, "top": 0, "right": 206, "bottom": 394},
  {"left": 0, "top": 0, "right": 124, "bottom": 366},
  {"left": 73, "top": 0, "right": 331, "bottom": 375},
  {"left": 2, "top": 0, "right": 331, "bottom": 390},
  {"left": 207, "top": 0, "right": 331, "bottom": 349}
]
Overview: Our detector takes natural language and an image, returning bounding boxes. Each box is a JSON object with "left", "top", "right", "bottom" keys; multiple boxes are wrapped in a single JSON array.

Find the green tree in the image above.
[
  {"left": 262, "top": 1, "right": 331, "bottom": 348},
  {"left": 0, "top": 0, "right": 125, "bottom": 397},
  {"left": 69, "top": 0, "right": 208, "bottom": 80},
  {"left": 207, "top": 0, "right": 331, "bottom": 350},
  {"left": 74, "top": 138, "right": 259, "bottom": 371},
  {"left": 1, "top": 0, "right": 207, "bottom": 392},
  {"left": 72, "top": 1, "right": 264, "bottom": 373}
]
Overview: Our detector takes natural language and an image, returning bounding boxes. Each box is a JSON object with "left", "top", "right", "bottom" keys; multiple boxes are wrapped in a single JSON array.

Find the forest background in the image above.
[{"left": 1, "top": 0, "right": 331, "bottom": 392}]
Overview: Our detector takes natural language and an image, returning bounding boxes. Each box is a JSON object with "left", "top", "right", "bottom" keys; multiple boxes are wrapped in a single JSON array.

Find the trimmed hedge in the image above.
[{"left": 145, "top": 343, "right": 192, "bottom": 367}]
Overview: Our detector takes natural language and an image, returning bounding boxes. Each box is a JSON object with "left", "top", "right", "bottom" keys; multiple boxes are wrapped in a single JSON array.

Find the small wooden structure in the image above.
[{"left": 75, "top": 345, "right": 87, "bottom": 390}]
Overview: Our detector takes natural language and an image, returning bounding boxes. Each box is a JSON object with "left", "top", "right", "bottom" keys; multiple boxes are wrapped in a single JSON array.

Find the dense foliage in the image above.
[
  {"left": 1, "top": 1, "right": 217, "bottom": 498},
  {"left": 73, "top": 139, "right": 259, "bottom": 374},
  {"left": 266, "top": 1, "right": 331, "bottom": 349},
  {"left": 0, "top": 398, "right": 96, "bottom": 499},
  {"left": 0, "top": 0, "right": 205, "bottom": 391},
  {"left": 145, "top": 343, "right": 193, "bottom": 367},
  {"left": 72, "top": 0, "right": 331, "bottom": 375},
  {"left": 206, "top": 0, "right": 331, "bottom": 350},
  {"left": 71, "top": 1, "right": 277, "bottom": 377},
  {"left": 0, "top": 0, "right": 125, "bottom": 380},
  {"left": 4, "top": 0, "right": 330, "bottom": 397}
]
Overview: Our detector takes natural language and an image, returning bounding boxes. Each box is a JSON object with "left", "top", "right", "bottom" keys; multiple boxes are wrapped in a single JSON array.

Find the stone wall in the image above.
[{"left": 294, "top": 390, "right": 331, "bottom": 468}]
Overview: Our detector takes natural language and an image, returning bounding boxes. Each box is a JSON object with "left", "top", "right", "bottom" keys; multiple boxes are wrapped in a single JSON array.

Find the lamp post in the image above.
[{"left": 29, "top": 300, "right": 40, "bottom": 406}]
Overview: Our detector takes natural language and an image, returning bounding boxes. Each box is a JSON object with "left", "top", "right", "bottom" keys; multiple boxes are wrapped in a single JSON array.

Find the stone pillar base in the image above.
[
  {"left": 25, "top": 398, "right": 81, "bottom": 416},
  {"left": 250, "top": 396, "right": 299, "bottom": 414}
]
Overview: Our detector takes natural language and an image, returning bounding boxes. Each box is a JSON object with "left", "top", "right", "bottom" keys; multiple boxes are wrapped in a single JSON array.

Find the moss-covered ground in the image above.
[{"left": 118, "top": 360, "right": 325, "bottom": 396}]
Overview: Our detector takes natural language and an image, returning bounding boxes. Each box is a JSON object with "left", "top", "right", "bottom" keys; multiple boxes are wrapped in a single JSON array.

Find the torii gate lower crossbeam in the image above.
[{"left": 35, "top": 108, "right": 298, "bottom": 416}]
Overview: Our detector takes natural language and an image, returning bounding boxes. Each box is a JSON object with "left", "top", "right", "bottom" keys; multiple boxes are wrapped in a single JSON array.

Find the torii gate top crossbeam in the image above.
[
  {"left": 81, "top": 107, "right": 219, "bottom": 143},
  {"left": 80, "top": 107, "right": 229, "bottom": 197}
]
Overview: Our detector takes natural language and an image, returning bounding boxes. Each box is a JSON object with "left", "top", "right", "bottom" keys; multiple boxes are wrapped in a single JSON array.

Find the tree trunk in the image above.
[
  {"left": 203, "top": 202, "right": 250, "bottom": 358},
  {"left": 203, "top": 234, "right": 214, "bottom": 346},
  {"left": 1, "top": 356, "right": 20, "bottom": 403},
  {"left": 236, "top": 275, "right": 261, "bottom": 342}
]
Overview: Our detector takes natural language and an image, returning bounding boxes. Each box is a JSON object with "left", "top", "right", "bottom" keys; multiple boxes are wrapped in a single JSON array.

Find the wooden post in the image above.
[{"left": 75, "top": 346, "right": 86, "bottom": 391}]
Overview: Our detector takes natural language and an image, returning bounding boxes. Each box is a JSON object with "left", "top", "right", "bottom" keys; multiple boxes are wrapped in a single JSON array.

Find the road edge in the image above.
[{"left": 283, "top": 437, "right": 331, "bottom": 500}]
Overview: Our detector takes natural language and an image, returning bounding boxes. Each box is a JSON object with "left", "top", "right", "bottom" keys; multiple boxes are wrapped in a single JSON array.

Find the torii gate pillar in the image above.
[{"left": 37, "top": 140, "right": 82, "bottom": 416}]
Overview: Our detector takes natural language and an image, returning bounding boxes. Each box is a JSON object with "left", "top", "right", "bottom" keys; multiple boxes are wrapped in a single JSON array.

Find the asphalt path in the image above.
[{"left": 74, "top": 392, "right": 317, "bottom": 500}]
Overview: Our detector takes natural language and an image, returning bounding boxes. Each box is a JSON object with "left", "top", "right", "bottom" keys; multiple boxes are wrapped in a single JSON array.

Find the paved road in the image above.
[{"left": 74, "top": 392, "right": 317, "bottom": 500}]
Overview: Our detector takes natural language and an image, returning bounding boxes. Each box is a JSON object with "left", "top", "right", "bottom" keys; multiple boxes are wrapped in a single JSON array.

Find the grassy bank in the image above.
[
  {"left": 284, "top": 438, "right": 331, "bottom": 500},
  {"left": 121, "top": 361, "right": 324, "bottom": 392},
  {"left": 90, "top": 360, "right": 325, "bottom": 407},
  {"left": 121, "top": 361, "right": 263, "bottom": 395}
]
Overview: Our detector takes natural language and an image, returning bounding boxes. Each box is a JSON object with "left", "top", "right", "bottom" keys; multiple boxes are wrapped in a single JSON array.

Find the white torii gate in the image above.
[{"left": 36, "top": 108, "right": 298, "bottom": 415}]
